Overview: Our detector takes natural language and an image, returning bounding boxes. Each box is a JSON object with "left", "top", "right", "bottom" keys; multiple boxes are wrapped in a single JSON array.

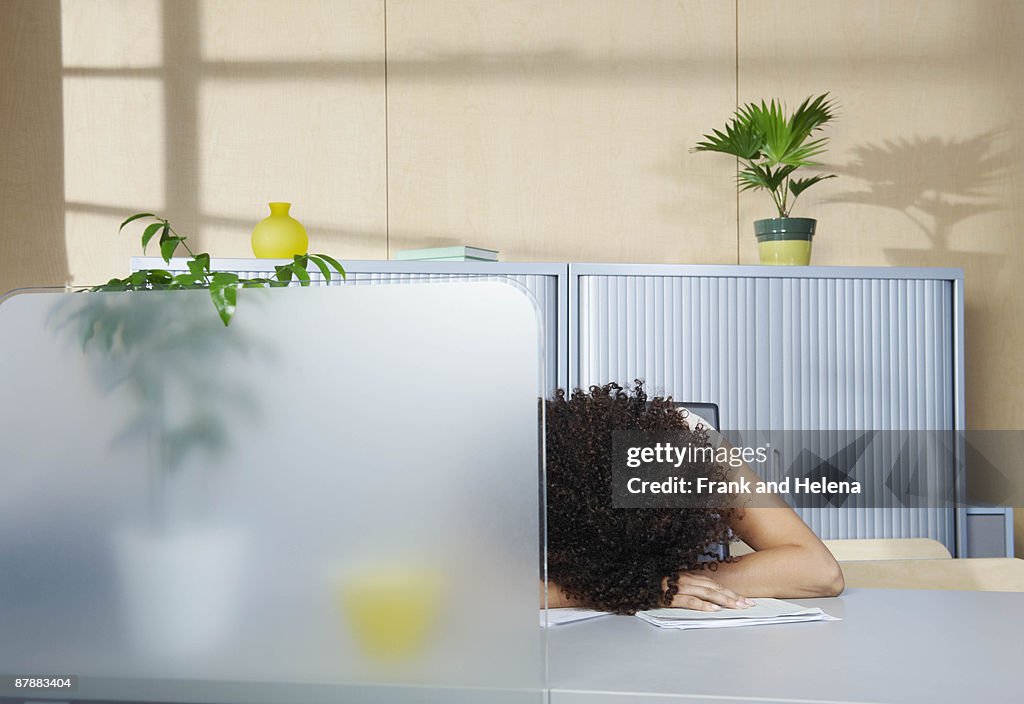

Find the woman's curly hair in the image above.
[{"left": 545, "top": 381, "right": 736, "bottom": 614}]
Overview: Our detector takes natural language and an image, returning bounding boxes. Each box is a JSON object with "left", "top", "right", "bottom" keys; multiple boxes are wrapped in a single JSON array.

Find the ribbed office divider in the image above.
[
  {"left": 574, "top": 266, "right": 958, "bottom": 551},
  {"left": 131, "top": 258, "right": 567, "bottom": 393}
]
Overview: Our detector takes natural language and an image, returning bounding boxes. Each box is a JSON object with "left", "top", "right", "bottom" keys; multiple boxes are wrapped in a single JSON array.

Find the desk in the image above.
[
  {"left": 547, "top": 588, "right": 1024, "bottom": 703},
  {"left": 2, "top": 590, "right": 1019, "bottom": 703}
]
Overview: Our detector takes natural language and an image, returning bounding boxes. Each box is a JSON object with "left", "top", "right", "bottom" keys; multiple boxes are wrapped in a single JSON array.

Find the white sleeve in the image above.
[{"left": 682, "top": 411, "right": 725, "bottom": 449}]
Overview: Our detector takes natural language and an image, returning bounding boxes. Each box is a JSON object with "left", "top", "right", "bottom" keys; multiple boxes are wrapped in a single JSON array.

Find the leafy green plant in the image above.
[
  {"left": 90, "top": 213, "right": 346, "bottom": 325},
  {"left": 693, "top": 93, "right": 838, "bottom": 218}
]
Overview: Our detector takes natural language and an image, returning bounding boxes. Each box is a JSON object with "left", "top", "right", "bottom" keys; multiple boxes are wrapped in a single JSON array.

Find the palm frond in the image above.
[
  {"left": 693, "top": 117, "right": 763, "bottom": 160},
  {"left": 789, "top": 173, "right": 837, "bottom": 198},
  {"left": 737, "top": 167, "right": 769, "bottom": 192},
  {"left": 735, "top": 93, "right": 837, "bottom": 167},
  {"left": 695, "top": 92, "right": 838, "bottom": 218},
  {"left": 789, "top": 93, "right": 837, "bottom": 138}
]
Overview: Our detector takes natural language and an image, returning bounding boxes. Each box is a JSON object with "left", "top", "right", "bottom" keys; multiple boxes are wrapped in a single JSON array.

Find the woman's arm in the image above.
[
  {"left": 682, "top": 462, "right": 845, "bottom": 600},
  {"left": 541, "top": 580, "right": 582, "bottom": 608},
  {"left": 543, "top": 574, "right": 754, "bottom": 611}
]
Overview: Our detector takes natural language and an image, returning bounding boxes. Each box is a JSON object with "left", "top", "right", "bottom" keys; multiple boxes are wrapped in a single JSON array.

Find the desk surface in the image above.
[{"left": 547, "top": 588, "right": 1024, "bottom": 704}]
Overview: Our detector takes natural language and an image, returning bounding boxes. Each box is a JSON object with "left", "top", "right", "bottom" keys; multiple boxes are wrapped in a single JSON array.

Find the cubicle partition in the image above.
[
  {"left": 0, "top": 284, "right": 547, "bottom": 703},
  {"left": 132, "top": 259, "right": 1008, "bottom": 557}
]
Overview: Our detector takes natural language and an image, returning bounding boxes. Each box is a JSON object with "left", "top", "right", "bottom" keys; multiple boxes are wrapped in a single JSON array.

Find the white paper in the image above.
[
  {"left": 541, "top": 597, "right": 839, "bottom": 630},
  {"left": 540, "top": 608, "right": 611, "bottom": 627},
  {"left": 636, "top": 597, "right": 840, "bottom": 630}
]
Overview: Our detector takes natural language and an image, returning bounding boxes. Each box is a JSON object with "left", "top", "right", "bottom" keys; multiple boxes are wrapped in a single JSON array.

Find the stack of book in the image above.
[{"left": 393, "top": 246, "right": 499, "bottom": 262}]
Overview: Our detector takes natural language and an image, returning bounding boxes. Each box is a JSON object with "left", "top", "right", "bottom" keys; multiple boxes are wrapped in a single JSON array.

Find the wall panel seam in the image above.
[{"left": 383, "top": 0, "right": 390, "bottom": 258}]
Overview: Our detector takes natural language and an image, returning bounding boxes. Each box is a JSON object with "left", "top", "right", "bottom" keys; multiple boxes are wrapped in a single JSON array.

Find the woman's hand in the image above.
[{"left": 663, "top": 572, "right": 756, "bottom": 611}]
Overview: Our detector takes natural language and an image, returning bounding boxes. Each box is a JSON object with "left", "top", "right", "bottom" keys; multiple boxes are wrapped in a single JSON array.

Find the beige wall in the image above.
[
  {"left": 735, "top": 0, "right": 1024, "bottom": 551},
  {"left": 386, "top": 0, "right": 737, "bottom": 263},
  {"left": 0, "top": 0, "right": 68, "bottom": 291},
  {"left": 2, "top": 0, "right": 1022, "bottom": 548}
]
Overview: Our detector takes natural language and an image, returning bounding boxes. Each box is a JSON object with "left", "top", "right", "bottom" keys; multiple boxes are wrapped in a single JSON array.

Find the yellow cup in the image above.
[{"left": 335, "top": 567, "right": 444, "bottom": 660}]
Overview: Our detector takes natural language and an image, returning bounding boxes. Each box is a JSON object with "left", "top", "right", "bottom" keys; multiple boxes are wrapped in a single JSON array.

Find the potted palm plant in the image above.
[{"left": 694, "top": 93, "right": 837, "bottom": 265}]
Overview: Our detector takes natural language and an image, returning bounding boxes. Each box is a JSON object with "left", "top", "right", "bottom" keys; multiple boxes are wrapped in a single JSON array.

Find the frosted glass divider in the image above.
[{"left": 0, "top": 282, "right": 545, "bottom": 703}]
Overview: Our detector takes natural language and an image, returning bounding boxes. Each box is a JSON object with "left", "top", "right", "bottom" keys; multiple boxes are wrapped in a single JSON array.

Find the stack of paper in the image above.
[
  {"left": 636, "top": 597, "right": 839, "bottom": 630},
  {"left": 540, "top": 598, "right": 839, "bottom": 629},
  {"left": 540, "top": 608, "right": 611, "bottom": 627}
]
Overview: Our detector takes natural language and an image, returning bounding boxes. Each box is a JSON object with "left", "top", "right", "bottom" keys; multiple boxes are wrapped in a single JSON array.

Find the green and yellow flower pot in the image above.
[{"left": 754, "top": 217, "right": 816, "bottom": 266}]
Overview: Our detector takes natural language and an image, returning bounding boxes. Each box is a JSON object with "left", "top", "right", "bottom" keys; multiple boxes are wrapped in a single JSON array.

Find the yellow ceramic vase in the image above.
[{"left": 251, "top": 202, "right": 308, "bottom": 258}]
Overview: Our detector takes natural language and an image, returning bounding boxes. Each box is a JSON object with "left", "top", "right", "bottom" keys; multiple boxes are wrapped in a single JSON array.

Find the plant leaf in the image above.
[
  {"left": 144, "top": 269, "right": 173, "bottom": 286},
  {"left": 312, "top": 253, "right": 346, "bottom": 280},
  {"left": 91, "top": 277, "right": 129, "bottom": 292},
  {"left": 159, "top": 235, "right": 183, "bottom": 263},
  {"left": 288, "top": 261, "right": 312, "bottom": 286},
  {"left": 309, "top": 255, "right": 332, "bottom": 282},
  {"left": 208, "top": 272, "right": 240, "bottom": 326},
  {"left": 172, "top": 272, "right": 203, "bottom": 288},
  {"left": 694, "top": 117, "right": 763, "bottom": 160},
  {"left": 141, "top": 222, "right": 163, "bottom": 252},
  {"left": 209, "top": 285, "right": 237, "bottom": 326},
  {"left": 274, "top": 264, "right": 294, "bottom": 284},
  {"left": 240, "top": 276, "right": 273, "bottom": 287},
  {"left": 188, "top": 253, "right": 211, "bottom": 278},
  {"left": 789, "top": 173, "right": 837, "bottom": 198},
  {"left": 737, "top": 93, "right": 836, "bottom": 167},
  {"left": 737, "top": 163, "right": 773, "bottom": 192},
  {"left": 119, "top": 213, "right": 156, "bottom": 231}
]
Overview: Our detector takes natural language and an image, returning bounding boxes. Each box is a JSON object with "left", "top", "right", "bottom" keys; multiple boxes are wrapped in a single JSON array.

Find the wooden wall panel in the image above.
[
  {"left": 738, "top": 0, "right": 1024, "bottom": 552},
  {"left": 195, "top": 0, "right": 387, "bottom": 261},
  {"left": 0, "top": 1, "right": 68, "bottom": 292},
  {"left": 385, "top": 0, "right": 738, "bottom": 264},
  {"left": 738, "top": 0, "right": 1024, "bottom": 427}
]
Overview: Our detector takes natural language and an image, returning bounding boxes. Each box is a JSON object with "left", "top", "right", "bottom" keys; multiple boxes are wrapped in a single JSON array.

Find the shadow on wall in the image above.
[
  {"left": 153, "top": 0, "right": 387, "bottom": 256},
  {"left": 827, "top": 131, "right": 1021, "bottom": 439},
  {"left": 825, "top": 131, "right": 1013, "bottom": 273}
]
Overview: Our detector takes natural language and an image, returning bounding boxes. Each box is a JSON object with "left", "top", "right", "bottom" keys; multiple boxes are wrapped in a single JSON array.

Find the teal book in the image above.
[{"left": 393, "top": 246, "right": 499, "bottom": 262}]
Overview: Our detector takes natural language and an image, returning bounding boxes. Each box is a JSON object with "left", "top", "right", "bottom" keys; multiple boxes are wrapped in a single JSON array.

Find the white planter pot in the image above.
[{"left": 113, "top": 527, "right": 245, "bottom": 660}]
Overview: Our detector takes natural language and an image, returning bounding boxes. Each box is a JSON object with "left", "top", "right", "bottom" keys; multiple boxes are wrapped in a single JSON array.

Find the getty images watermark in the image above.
[{"left": 611, "top": 429, "right": 1024, "bottom": 510}]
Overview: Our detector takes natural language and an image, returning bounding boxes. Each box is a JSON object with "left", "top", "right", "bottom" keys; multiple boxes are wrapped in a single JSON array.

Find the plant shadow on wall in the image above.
[{"left": 825, "top": 130, "right": 1013, "bottom": 272}]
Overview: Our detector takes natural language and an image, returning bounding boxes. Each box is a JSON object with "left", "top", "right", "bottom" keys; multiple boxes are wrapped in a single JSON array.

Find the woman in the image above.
[{"left": 544, "top": 382, "right": 843, "bottom": 615}]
